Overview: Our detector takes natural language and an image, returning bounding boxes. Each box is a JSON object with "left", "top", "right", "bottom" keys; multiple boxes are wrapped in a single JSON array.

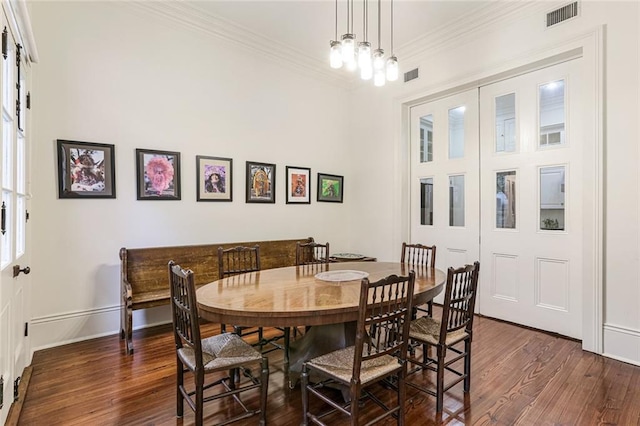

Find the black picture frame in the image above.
[
  {"left": 246, "top": 161, "right": 276, "bottom": 203},
  {"left": 57, "top": 139, "right": 116, "bottom": 199},
  {"left": 286, "top": 166, "right": 311, "bottom": 204},
  {"left": 317, "top": 173, "right": 343, "bottom": 203},
  {"left": 136, "top": 148, "right": 181, "bottom": 200},
  {"left": 196, "top": 155, "right": 233, "bottom": 202}
]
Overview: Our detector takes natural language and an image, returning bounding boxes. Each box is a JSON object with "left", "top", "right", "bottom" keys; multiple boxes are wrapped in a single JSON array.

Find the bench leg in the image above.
[{"left": 122, "top": 304, "right": 133, "bottom": 355}]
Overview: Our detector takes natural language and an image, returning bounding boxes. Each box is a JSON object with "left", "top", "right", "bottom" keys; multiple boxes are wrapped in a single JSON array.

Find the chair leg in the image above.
[
  {"left": 436, "top": 347, "right": 446, "bottom": 413},
  {"left": 398, "top": 368, "right": 406, "bottom": 425},
  {"left": 283, "top": 327, "right": 291, "bottom": 371},
  {"left": 176, "top": 358, "right": 184, "bottom": 417},
  {"left": 221, "top": 323, "right": 227, "bottom": 333},
  {"left": 195, "top": 370, "right": 204, "bottom": 426},
  {"left": 259, "top": 357, "right": 269, "bottom": 426},
  {"left": 464, "top": 339, "right": 472, "bottom": 392},
  {"left": 349, "top": 382, "right": 360, "bottom": 426},
  {"left": 301, "top": 364, "right": 310, "bottom": 426},
  {"left": 426, "top": 300, "right": 433, "bottom": 317}
]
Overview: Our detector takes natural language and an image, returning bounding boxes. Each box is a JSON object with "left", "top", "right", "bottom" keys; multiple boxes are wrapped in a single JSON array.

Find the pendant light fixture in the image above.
[{"left": 328, "top": 0, "right": 399, "bottom": 87}]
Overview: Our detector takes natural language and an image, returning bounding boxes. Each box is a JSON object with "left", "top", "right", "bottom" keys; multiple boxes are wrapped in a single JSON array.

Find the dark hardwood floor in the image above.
[{"left": 18, "top": 315, "right": 640, "bottom": 425}]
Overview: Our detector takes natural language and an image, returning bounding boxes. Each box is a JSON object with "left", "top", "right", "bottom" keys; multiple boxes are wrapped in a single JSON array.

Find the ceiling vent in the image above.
[
  {"left": 404, "top": 68, "right": 419, "bottom": 83},
  {"left": 546, "top": 2, "right": 579, "bottom": 28}
]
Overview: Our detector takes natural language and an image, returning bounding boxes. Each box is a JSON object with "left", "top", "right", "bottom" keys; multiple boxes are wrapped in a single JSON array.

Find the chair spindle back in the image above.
[
  {"left": 218, "top": 245, "right": 261, "bottom": 277},
  {"left": 441, "top": 261, "right": 480, "bottom": 339}
]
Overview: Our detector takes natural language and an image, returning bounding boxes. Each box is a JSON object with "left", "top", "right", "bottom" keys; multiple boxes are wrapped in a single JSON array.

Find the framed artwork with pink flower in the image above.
[
  {"left": 136, "top": 148, "right": 181, "bottom": 200},
  {"left": 57, "top": 139, "right": 116, "bottom": 199},
  {"left": 196, "top": 155, "right": 232, "bottom": 202}
]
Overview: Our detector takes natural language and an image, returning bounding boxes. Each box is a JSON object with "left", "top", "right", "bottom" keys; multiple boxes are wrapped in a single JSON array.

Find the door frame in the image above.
[{"left": 395, "top": 27, "right": 604, "bottom": 353}]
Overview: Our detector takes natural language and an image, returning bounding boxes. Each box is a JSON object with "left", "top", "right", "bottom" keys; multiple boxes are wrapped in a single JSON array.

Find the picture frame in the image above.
[
  {"left": 246, "top": 161, "right": 276, "bottom": 203},
  {"left": 136, "top": 148, "right": 181, "bottom": 200},
  {"left": 286, "top": 166, "right": 311, "bottom": 204},
  {"left": 57, "top": 139, "right": 116, "bottom": 199},
  {"left": 317, "top": 173, "right": 344, "bottom": 203},
  {"left": 196, "top": 155, "right": 233, "bottom": 202}
]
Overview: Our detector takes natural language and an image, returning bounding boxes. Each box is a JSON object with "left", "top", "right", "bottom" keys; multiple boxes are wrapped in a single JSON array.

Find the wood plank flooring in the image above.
[{"left": 18, "top": 315, "right": 640, "bottom": 425}]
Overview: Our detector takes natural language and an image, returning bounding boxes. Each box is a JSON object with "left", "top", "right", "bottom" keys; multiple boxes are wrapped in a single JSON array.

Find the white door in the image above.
[
  {"left": 0, "top": 20, "right": 31, "bottom": 423},
  {"left": 410, "top": 88, "right": 480, "bottom": 304},
  {"left": 478, "top": 60, "right": 589, "bottom": 338}
]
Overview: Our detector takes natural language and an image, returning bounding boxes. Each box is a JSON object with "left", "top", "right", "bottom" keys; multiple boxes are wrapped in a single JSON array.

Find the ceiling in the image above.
[{"left": 135, "top": 1, "right": 542, "bottom": 85}]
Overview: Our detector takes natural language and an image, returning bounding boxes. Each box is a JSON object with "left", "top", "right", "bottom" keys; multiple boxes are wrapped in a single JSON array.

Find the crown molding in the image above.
[
  {"left": 397, "top": 1, "right": 548, "bottom": 63},
  {"left": 122, "top": 1, "right": 549, "bottom": 91},
  {"left": 123, "top": 1, "right": 352, "bottom": 89}
]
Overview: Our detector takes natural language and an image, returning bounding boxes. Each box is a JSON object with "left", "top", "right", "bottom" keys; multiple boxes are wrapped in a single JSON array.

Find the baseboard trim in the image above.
[{"left": 603, "top": 323, "right": 640, "bottom": 366}]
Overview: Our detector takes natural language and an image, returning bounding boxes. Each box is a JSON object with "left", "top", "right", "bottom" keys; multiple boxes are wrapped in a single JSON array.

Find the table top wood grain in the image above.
[{"left": 197, "top": 262, "right": 446, "bottom": 327}]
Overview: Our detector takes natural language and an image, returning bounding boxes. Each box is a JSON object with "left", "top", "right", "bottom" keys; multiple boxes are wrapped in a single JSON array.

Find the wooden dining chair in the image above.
[
  {"left": 168, "top": 260, "right": 269, "bottom": 426},
  {"left": 217, "top": 245, "right": 291, "bottom": 365},
  {"left": 406, "top": 261, "right": 480, "bottom": 413},
  {"left": 296, "top": 240, "right": 330, "bottom": 265},
  {"left": 401, "top": 242, "right": 437, "bottom": 317},
  {"left": 301, "top": 271, "right": 416, "bottom": 426}
]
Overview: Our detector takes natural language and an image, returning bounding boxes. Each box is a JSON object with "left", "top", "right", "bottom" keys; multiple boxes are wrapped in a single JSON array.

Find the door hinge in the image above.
[
  {"left": 0, "top": 375, "right": 3, "bottom": 409},
  {"left": 26, "top": 210, "right": 29, "bottom": 222},
  {"left": 13, "top": 376, "right": 20, "bottom": 402},
  {"left": 26, "top": 91, "right": 30, "bottom": 109},
  {"left": 24, "top": 322, "right": 28, "bottom": 337}
]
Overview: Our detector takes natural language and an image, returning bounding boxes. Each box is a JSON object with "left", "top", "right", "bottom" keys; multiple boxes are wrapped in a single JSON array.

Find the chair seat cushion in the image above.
[
  {"left": 409, "top": 316, "right": 469, "bottom": 346},
  {"left": 307, "top": 346, "right": 400, "bottom": 385},
  {"left": 178, "top": 332, "right": 262, "bottom": 371}
]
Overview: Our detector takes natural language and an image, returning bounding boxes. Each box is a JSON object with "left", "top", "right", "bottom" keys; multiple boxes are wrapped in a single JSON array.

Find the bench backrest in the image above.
[{"left": 120, "top": 238, "right": 313, "bottom": 294}]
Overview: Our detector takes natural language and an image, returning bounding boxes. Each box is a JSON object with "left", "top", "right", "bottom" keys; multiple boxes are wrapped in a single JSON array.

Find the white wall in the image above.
[
  {"left": 348, "top": 2, "right": 640, "bottom": 364},
  {"left": 28, "top": 2, "right": 353, "bottom": 350}
]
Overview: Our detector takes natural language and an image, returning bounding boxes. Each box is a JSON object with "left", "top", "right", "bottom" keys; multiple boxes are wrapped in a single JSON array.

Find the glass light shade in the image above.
[
  {"left": 386, "top": 56, "right": 399, "bottom": 81},
  {"left": 341, "top": 34, "right": 355, "bottom": 63},
  {"left": 329, "top": 41, "right": 343, "bottom": 69},
  {"left": 357, "top": 42, "right": 372, "bottom": 69},
  {"left": 373, "top": 48, "right": 385, "bottom": 71},
  {"left": 360, "top": 64, "right": 373, "bottom": 80},
  {"left": 374, "top": 68, "right": 386, "bottom": 86}
]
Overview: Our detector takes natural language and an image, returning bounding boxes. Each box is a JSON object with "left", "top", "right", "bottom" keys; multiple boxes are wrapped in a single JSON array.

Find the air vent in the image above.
[
  {"left": 404, "top": 68, "right": 419, "bottom": 83},
  {"left": 546, "top": 2, "right": 579, "bottom": 27}
]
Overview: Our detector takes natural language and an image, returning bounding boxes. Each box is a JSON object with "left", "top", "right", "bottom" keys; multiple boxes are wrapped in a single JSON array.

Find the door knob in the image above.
[{"left": 13, "top": 265, "right": 30, "bottom": 278}]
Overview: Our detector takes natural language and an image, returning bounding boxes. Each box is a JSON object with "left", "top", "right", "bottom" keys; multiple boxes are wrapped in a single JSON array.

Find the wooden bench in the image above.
[{"left": 119, "top": 237, "right": 313, "bottom": 355}]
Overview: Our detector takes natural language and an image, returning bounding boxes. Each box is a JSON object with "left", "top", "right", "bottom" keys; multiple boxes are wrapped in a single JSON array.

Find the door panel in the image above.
[
  {"left": 479, "top": 60, "right": 585, "bottom": 338},
  {"left": 410, "top": 89, "right": 480, "bottom": 304}
]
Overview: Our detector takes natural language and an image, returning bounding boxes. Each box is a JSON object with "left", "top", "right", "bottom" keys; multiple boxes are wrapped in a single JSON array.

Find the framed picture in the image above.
[
  {"left": 57, "top": 139, "right": 116, "bottom": 199},
  {"left": 196, "top": 156, "right": 233, "bottom": 202},
  {"left": 317, "top": 173, "right": 343, "bottom": 203},
  {"left": 246, "top": 161, "right": 276, "bottom": 203},
  {"left": 136, "top": 149, "right": 181, "bottom": 200},
  {"left": 286, "top": 166, "right": 311, "bottom": 204}
]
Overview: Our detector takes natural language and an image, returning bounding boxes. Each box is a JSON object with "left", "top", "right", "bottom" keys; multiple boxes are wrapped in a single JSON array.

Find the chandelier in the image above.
[{"left": 330, "top": 0, "right": 398, "bottom": 86}]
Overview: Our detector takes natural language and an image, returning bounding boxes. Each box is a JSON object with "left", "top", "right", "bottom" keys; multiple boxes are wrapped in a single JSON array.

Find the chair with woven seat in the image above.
[
  {"left": 168, "top": 260, "right": 268, "bottom": 426},
  {"left": 301, "top": 271, "right": 415, "bottom": 426},
  {"left": 401, "top": 242, "right": 436, "bottom": 318},
  {"left": 296, "top": 240, "right": 330, "bottom": 265},
  {"left": 406, "top": 261, "right": 480, "bottom": 413},
  {"left": 218, "top": 245, "right": 290, "bottom": 364}
]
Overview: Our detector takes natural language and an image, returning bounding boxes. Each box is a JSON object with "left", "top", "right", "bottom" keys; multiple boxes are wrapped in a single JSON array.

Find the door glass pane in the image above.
[
  {"left": 496, "top": 171, "right": 516, "bottom": 229},
  {"left": 420, "top": 114, "right": 433, "bottom": 162},
  {"left": 540, "top": 166, "right": 565, "bottom": 231},
  {"left": 539, "top": 80, "right": 565, "bottom": 147},
  {"left": 420, "top": 178, "right": 433, "bottom": 225},
  {"left": 449, "top": 175, "right": 465, "bottom": 226},
  {"left": 449, "top": 106, "right": 465, "bottom": 159},
  {"left": 3, "top": 120, "right": 13, "bottom": 189},
  {"left": 17, "top": 135, "right": 25, "bottom": 193},
  {"left": 495, "top": 93, "right": 516, "bottom": 152}
]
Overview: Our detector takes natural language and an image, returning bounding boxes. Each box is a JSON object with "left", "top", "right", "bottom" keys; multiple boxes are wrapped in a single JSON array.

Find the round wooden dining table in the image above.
[
  {"left": 196, "top": 261, "right": 446, "bottom": 327},
  {"left": 197, "top": 261, "right": 446, "bottom": 384}
]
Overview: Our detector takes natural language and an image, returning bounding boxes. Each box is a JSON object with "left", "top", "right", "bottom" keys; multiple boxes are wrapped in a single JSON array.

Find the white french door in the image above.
[
  {"left": 0, "top": 17, "right": 31, "bottom": 423},
  {"left": 409, "top": 88, "right": 480, "bottom": 304},
  {"left": 479, "top": 60, "right": 588, "bottom": 338},
  {"left": 409, "top": 58, "right": 593, "bottom": 338}
]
